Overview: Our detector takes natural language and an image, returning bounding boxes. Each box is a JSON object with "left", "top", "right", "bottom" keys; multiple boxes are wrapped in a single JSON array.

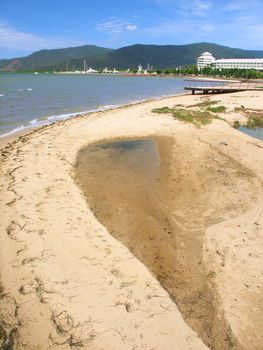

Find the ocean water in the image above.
[{"left": 0, "top": 73, "right": 185, "bottom": 137}]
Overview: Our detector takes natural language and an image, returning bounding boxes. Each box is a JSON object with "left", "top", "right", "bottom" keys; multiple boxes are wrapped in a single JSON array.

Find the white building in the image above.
[
  {"left": 197, "top": 52, "right": 215, "bottom": 68},
  {"left": 197, "top": 52, "right": 263, "bottom": 70},
  {"left": 211, "top": 58, "right": 263, "bottom": 70}
]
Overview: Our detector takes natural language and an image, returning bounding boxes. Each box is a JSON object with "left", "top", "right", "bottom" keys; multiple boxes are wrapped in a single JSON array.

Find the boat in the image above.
[
  {"left": 137, "top": 64, "right": 143, "bottom": 74},
  {"left": 86, "top": 67, "right": 99, "bottom": 74},
  {"left": 103, "top": 67, "right": 109, "bottom": 73}
]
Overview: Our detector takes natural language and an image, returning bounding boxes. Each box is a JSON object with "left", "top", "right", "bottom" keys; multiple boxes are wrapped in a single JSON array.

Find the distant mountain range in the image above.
[{"left": 1, "top": 42, "right": 263, "bottom": 71}]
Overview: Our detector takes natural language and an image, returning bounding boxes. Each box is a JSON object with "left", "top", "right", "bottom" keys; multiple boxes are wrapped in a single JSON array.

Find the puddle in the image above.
[
  {"left": 75, "top": 138, "right": 172, "bottom": 248},
  {"left": 75, "top": 136, "right": 254, "bottom": 350},
  {"left": 238, "top": 126, "right": 263, "bottom": 141}
]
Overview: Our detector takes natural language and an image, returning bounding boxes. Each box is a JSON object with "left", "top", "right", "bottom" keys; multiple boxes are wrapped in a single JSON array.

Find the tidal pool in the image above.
[
  {"left": 238, "top": 126, "right": 263, "bottom": 141},
  {"left": 74, "top": 136, "right": 253, "bottom": 350},
  {"left": 75, "top": 138, "right": 172, "bottom": 249}
]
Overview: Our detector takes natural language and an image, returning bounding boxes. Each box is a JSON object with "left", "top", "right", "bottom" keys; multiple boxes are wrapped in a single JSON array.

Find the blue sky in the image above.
[{"left": 1, "top": 0, "right": 263, "bottom": 58}]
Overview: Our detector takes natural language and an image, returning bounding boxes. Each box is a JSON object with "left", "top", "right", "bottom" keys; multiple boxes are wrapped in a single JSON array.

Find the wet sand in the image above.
[
  {"left": 75, "top": 135, "right": 259, "bottom": 350},
  {"left": 0, "top": 91, "right": 263, "bottom": 349}
]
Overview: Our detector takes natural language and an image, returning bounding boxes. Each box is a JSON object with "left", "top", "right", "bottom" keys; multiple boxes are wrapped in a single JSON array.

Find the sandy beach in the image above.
[{"left": 0, "top": 90, "right": 263, "bottom": 350}]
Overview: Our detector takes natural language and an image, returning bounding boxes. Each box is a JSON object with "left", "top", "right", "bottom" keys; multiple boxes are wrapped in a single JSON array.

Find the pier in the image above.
[{"left": 184, "top": 78, "right": 263, "bottom": 94}]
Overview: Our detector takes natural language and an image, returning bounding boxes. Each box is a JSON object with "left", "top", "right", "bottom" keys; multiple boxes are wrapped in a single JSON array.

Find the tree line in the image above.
[{"left": 158, "top": 65, "right": 263, "bottom": 79}]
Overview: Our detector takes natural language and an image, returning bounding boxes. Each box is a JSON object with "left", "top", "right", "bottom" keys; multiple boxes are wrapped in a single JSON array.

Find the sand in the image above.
[{"left": 0, "top": 90, "right": 263, "bottom": 349}]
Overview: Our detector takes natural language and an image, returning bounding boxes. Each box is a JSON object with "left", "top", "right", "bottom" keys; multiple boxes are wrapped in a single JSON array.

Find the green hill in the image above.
[
  {"left": 97, "top": 43, "right": 263, "bottom": 69},
  {"left": 0, "top": 45, "right": 113, "bottom": 71},
  {"left": 1, "top": 42, "right": 263, "bottom": 71}
]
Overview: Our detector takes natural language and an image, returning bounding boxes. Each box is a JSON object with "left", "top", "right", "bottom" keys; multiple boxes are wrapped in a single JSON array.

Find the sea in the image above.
[
  {"left": 0, "top": 73, "right": 185, "bottom": 138},
  {"left": 1, "top": 73, "right": 262, "bottom": 141}
]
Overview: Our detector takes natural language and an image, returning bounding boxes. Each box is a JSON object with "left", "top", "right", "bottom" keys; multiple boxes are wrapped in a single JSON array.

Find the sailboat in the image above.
[
  {"left": 86, "top": 67, "right": 99, "bottom": 74},
  {"left": 137, "top": 64, "right": 143, "bottom": 74}
]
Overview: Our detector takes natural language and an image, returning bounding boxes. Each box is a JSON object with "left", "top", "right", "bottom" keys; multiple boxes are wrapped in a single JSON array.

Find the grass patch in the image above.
[
  {"left": 233, "top": 107, "right": 263, "bottom": 128},
  {"left": 233, "top": 120, "right": 241, "bottom": 129},
  {"left": 214, "top": 115, "right": 227, "bottom": 122},
  {"left": 246, "top": 115, "right": 263, "bottom": 128},
  {"left": 152, "top": 107, "right": 174, "bottom": 114},
  {"left": 188, "top": 100, "right": 226, "bottom": 114},
  {"left": 152, "top": 107, "right": 213, "bottom": 126},
  {"left": 190, "top": 100, "right": 219, "bottom": 108},
  {"left": 206, "top": 105, "right": 226, "bottom": 113}
]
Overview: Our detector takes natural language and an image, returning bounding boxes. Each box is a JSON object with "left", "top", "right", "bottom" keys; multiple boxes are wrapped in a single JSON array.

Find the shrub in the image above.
[
  {"left": 152, "top": 107, "right": 214, "bottom": 126},
  {"left": 206, "top": 105, "right": 226, "bottom": 113}
]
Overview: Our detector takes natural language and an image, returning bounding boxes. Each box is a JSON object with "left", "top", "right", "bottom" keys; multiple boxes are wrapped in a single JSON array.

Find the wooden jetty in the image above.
[{"left": 184, "top": 78, "right": 263, "bottom": 94}]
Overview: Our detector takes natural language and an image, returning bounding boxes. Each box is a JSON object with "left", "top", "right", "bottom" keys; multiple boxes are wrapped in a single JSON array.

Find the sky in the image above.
[{"left": 0, "top": 0, "right": 263, "bottom": 58}]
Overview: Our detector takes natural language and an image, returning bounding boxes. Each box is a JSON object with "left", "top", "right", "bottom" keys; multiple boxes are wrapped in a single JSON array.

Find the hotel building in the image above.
[
  {"left": 197, "top": 52, "right": 215, "bottom": 68},
  {"left": 197, "top": 52, "right": 263, "bottom": 70},
  {"left": 211, "top": 58, "right": 263, "bottom": 70}
]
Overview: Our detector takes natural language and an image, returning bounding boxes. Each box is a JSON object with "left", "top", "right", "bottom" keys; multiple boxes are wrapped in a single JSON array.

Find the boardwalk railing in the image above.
[{"left": 184, "top": 78, "right": 263, "bottom": 94}]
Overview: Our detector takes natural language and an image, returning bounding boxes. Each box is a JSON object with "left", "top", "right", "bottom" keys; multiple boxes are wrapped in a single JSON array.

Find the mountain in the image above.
[
  {"left": 0, "top": 45, "right": 113, "bottom": 71},
  {"left": 1, "top": 42, "right": 263, "bottom": 71},
  {"left": 93, "top": 43, "right": 263, "bottom": 69}
]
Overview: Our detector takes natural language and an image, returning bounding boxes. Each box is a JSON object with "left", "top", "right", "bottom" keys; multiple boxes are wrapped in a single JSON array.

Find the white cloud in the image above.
[
  {"left": 154, "top": 0, "right": 212, "bottom": 15},
  {"left": 223, "top": 0, "right": 260, "bottom": 12},
  {"left": 200, "top": 23, "right": 216, "bottom": 32},
  {"left": 0, "top": 22, "right": 85, "bottom": 52},
  {"left": 96, "top": 18, "right": 138, "bottom": 35},
  {"left": 96, "top": 18, "right": 125, "bottom": 34},
  {"left": 126, "top": 24, "right": 138, "bottom": 31},
  {"left": 193, "top": 0, "right": 211, "bottom": 14}
]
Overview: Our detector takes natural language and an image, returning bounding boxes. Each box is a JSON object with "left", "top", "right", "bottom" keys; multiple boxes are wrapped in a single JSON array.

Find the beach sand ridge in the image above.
[{"left": 0, "top": 91, "right": 262, "bottom": 349}]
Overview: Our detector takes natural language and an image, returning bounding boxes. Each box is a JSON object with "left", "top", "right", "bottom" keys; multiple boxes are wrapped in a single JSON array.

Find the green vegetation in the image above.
[
  {"left": 213, "top": 115, "right": 227, "bottom": 122},
  {"left": 233, "top": 120, "right": 241, "bottom": 128},
  {"left": 233, "top": 106, "right": 263, "bottom": 128},
  {"left": 246, "top": 115, "right": 263, "bottom": 128},
  {"left": 194, "top": 66, "right": 263, "bottom": 79},
  {"left": 0, "top": 45, "right": 113, "bottom": 71},
  {"left": 152, "top": 101, "right": 227, "bottom": 126},
  {"left": 152, "top": 107, "right": 214, "bottom": 126},
  {"left": 151, "top": 66, "right": 263, "bottom": 79},
  {"left": 193, "top": 100, "right": 219, "bottom": 108},
  {"left": 232, "top": 104, "right": 263, "bottom": 129},
  {"left": 188, "top": 100, "right": 226, "bottom": 114},
  {"left": 206, "top": 105, "right": 226, "bottom": 113},
  {"left": 152, "top": 107, "right": 174, "bottom": 114}
]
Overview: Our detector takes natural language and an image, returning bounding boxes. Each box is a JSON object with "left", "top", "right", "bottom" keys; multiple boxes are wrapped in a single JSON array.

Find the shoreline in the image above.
[
  {"left": 0, "top": 92, "right": 190, "bottom": 146},
  {"left": 0, "top": 90, "right": 262, "bottom": 349}
]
